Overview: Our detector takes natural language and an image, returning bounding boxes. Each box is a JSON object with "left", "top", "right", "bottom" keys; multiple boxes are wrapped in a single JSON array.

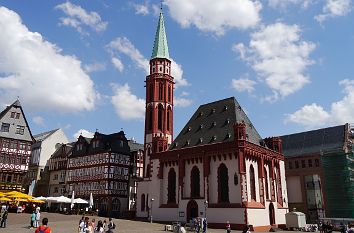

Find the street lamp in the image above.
[
  {"left": 204, "top": 200, "right": 208, "bottom": 219},
  {"left": 150, "top": 198, "right": 155, "bottom": 223}
]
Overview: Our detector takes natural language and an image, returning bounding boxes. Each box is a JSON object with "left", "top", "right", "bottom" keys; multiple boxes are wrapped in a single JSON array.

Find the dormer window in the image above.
[
  {"left": 184, "top": 140, "right": 190, "bottom": 147},
  {"left": 210, "top": 108, "right": 216, "bottom": 114},
  {"left": 225, "top": 118, "right": 230, "bottom": 125},
  {"left": 186, "top": 126, "right": 192, "bottom": 132},
  {"left": 76, "top": 144, "right": 83, "bottom": 151},
  {"left": 198, "top": 138, "right": 203, "bottom": 144},
  {"left": 92, "top": 141, "right": 99, "bottom": 148},
  {"left": 211, "top": 122, "right": 216, "bottom": 127},
  {"left": 225, "top": 133, "right": 231, "bottom": 139},
  {"left": 211, "top": 136, "right": 217, "bottom": 142},
  {"left": 197, "top": 112, "right": 203, "bottom": 118},
  {"left": 199, "top": 124, "right": 204, "bottom": 130},
  {"left": 223, "top": 105, "right": 228, "bottom": 111}
]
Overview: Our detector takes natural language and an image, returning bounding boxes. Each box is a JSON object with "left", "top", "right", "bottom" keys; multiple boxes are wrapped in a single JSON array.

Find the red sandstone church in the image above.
[{"left": 136, "top": 10, "right": 288, "bottom": 231}]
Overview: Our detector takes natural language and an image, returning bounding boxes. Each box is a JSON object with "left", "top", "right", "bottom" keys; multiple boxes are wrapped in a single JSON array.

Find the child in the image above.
[{"left": 30, "top": 211, "right": 36, "bottom": 228}]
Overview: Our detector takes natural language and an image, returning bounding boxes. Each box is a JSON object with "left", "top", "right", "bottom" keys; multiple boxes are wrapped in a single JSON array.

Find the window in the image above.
[
  {"left": 148, "top": 107, "right": 153, "bottom": 131},
  {"left": 190, "top": 166, "right": 200, "bottom": 198},
  {"left": 308, "top": 159, "right": 313, "bottom": 167},
  {"left": 167, "top": 168, "right": 176, "bottom": 203},
  {"left": 264, "top": 168, "right": 269, "bottom": 200},
  {"left": 315, "top": 159, "right": 320, "bottom": 167},
  {"left": 15, "top": 125, "right": 25, "bottom": 135},
  {"left": 158, "top": 104, "right": 163, "bottom": 130},
  {"left": 295, "top": 161, "right": 299, "bottom": 169},
  {"left": 1, "top": 123, "right": 10, "bottom": 132},
  {"left": 288, "top": 161, "right": 293, "bottom": 169},
  {"left": 54, "top": 174, "right": 58, "bottom": 180},
  {"left": 167, "top": 108, "right": 172, "bottom": 131},
  {"left": 168, "top": 86, "right": 171, "bottom": 102},
  {"left": 10, "top": 112, "right": 15, "bottom": 118},
  {"left": 149, "top": 85, "right": 154, "bottom": 101},
  {"left": 250, "top": 165, "right": 256, "bottom": 200},
  {"left": 76, "top": 144, "right": 83, "bottom": 151},
  {"left": 54, "top": 187, "right": 58, "bottom": 193},
  {"left": 158, "top": 82, "right": 163, "bottom": 100},
  {"left": 15, "top": 113, "right": 20, "bottom": 119},
  {"left": 92, "top": 141, "right": 99, "bottom": 148},
  {"left": 301, "top": 160, "right": 306, "bottom": 168},
  {"left": 218, "top": 163, "right": 229, "bottom": 203}
]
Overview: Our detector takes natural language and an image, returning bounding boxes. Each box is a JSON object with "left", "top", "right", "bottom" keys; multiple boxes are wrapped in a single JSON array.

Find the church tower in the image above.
[{"left": 144, "top": 10, "right": 174, "bottom": 177}]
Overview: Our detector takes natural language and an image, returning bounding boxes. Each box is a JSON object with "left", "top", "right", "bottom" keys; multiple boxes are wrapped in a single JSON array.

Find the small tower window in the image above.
[
  {"left": 159, "top": 67, "right": 162, "bottom": 72},
  {"left": 158, "top": 83, "right": 163, "bottom": 100},
  {"left": 223, "top": 105, "right": 228, "bottom": 111},
  {"left": 152, "top": 67, "right": 155, "bottom": 73}
]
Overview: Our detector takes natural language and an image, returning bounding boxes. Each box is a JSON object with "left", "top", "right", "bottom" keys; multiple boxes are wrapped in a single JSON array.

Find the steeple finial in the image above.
[{"left": 151, "top": 5, "right": 169, "bottom": 59}]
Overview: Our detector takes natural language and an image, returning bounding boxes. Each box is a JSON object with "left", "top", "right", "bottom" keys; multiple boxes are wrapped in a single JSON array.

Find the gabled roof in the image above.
[
  {"left": 280, "top": 124, "right": 346, "bottom": 157},
  {"left": 0, "top": 100, "right": 34, "bottom": 141},
  {"left": 34, "top": 128, "right": 60, "bottom": 142},
  {"left": 128, "top": 140, "right": 144, "bottom": 152},
  {"left": 170, "top": 97, "right": 264, "bottom": 150},
  {"left": 151, "top": 11, "right": 169, "bottom": 59}
]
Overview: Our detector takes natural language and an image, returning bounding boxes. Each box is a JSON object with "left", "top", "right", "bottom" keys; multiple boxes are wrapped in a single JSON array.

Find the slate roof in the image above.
[
  {"left": 50, "top": 142, "right": 74, "bottom": 159},
  {"left": 169, "top": 97, "right": 264, "bottom": 150},
  {"left": 280, "top": 124, "right": 346, "bottom": 157},
  {"left": 128, "top": 140, "right": 144, "bottom": 152},
  {"left": 34, "top": 128, "right": 60, "bottom": 142}
]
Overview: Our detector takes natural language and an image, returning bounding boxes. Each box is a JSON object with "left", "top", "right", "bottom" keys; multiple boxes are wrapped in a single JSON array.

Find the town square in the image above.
[{"left": 1, "top": 0, "right": 354, "bottom": 233}]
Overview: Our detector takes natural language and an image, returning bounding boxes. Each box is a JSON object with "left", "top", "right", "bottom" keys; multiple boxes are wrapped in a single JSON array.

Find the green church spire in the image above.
[{"left": 151, "top": 11, "right": 170, "bottom": 59}]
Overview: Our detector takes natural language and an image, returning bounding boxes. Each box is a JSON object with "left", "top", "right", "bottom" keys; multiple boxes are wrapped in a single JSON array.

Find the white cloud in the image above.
[
  {"left": 165, "top": 0, "right": 262, "bottom": 35},
  {"left": 73, "top": 129, "right": 95, "bottom": 139},
  {"left": 315, "top": 0, "right": 352, "bottom": 23},
  {"left": 111, "top": 57, "right": 124, "bottom": 72},
  {"left": 106, "top": 37, "right": 189, "bottom": 88},
  {"left": 133, "top": 3, "right": 149, "bottom": 15},
  {"left": 233, "top": 23, "right": 315, "bottom": 101},
  {"left": 268, "top": 0, "right": 313, "bottom": 9},
  {"left": 83, "top": 62, "right": 106, "bottom": 73},
  {"left": 286, "top": 79, "right": 354, "bottom": 127},
  {"left": 32, "top": 116, "right": 45, "bottom": 126},
  {"left": 0, "top": 7, "right": 97, "bottom": 112},
  {"left": 55, "top": 2, "right": 107, "bottom": 34},
  {"left": 231, "top": 78, "right": 257, "bottom": 93},
  {"left": 174, "top": 97, "right": 192, "bottom": 107},
  {"left": 111, "top": 83, "right": 145, "bottom": 120},
  {"left": 285, "top": 103, "right": 330, "bottom": 127}
]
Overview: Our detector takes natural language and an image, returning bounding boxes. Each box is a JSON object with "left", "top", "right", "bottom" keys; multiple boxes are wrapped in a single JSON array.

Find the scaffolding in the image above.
[{"left": 321, "top": 148, "right": 354, "bottom": 218}]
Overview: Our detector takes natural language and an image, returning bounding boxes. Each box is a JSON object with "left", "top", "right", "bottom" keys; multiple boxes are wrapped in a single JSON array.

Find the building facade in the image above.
[
  {"left": 26, "top": 128, "right": 69, "bottom": 195},
  {"left": 281, "top": 124, "right": 354, "bottom": 221},
  {"left": 136, "top": 11, "right": 288, "bottom": 231},
  {"left": 0, "top": 100, "right": 34, "bottom": 191},
  {"left": 67, "top": 131, "right": 133, "bottom": 217},
  {"left": 48, "top": 142, "right": 74, "bottom": 197}
]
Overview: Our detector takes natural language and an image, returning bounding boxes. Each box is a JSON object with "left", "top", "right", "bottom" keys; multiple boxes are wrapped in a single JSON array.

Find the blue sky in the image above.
[{"left": 0, "top": 0, "right": 354, "bottom": 143}]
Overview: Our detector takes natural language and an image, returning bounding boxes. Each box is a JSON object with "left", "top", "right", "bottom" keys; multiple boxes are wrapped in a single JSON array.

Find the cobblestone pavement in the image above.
[{"left": 0, "top": 212, "right": 238, "bottom": 233}]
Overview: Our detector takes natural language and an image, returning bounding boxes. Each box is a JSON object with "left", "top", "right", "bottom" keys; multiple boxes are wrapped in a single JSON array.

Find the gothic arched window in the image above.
[
  {"left": 218, "top": 163, "right": 229, "bottom": 203},
  {"left": 141, "top": 194, "right": 145, "bottom": 211},
  {"left": 149, "top": 84, "right": 154, "bottom": 102},
  {"left": 264, "top": 167, "right": 269, "bottom": 200},
  {"left": 168, "top": 168, "right": 176, "bottom": 203},
  {"left": 148, "top": 107, "right": 153, "bottom": 130},
  {"left": 250, "top": 165, "right": 256, "bottom": 200},
  {"left": 168, "top": 85, "right": 171, "bottom": 102},
  {"left": 158, "top": 82, "right": 163, "bottom": 100},
  {"left": 191, "top": 166, "right": 200, "bottom": 198},
  {"left": 167, "top": 107, "right": 172, "bottom": 131},
  {"left": 158, "top": 104, "right": 163, "bottom": 130}
]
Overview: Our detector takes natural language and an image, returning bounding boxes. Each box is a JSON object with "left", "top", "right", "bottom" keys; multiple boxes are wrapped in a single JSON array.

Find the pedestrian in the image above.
[
  {"left": 0, "top": 209, "right": 8, "bottom": 228},
  {"left": 242, "top": 225, "right": 251, "bottom": 233},
  {"left": 95, "top": 220, "right": 105, "bottom": 233},
  {"left": 226, "top": 221, "right": 231, "bottom": 233},
  {"left": 107, "top": 218, "right": 116, "bottom": 233},
  {"left": 103, "top": 219, "right": 107, "bottom": 231},
  {"left": 91, "top": 218, "right": 96, "bottom": 230},
  {"left": 35, "top": 209, "right": 41, "bottom": 228},
  {"left": 35, "top": 217, "right": 52, "bottom": 233},
  {"left": 202, "top": 218, "right": 207, "bottom": 233},
  {"left": 86, "top": 221, "right": 94, "bottom": 233},
  {"left": 30, "top": 211, "right": 36, "bottom": 228}
]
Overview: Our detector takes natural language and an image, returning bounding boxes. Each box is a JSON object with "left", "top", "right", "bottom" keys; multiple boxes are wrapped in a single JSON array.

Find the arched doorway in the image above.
[
  {"left": 186, "top": 200, "right": 199, "bottom": 222},
  {"left": 269, "top": 202, "right": 275, "bottom": 225}
]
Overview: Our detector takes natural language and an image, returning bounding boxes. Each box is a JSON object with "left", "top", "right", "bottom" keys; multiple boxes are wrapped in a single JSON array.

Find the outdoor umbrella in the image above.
[
  {"left": 28, "top": 199, "right": 45, "bottom": 203},
  {"left": 71, "top": 191, "right": 75, "bottom": 209},
  {"left": 32, "top": 196, "right": 47, "bottom": 201},
  {"left": 55, "top": 196, "right": 71, "bottom": 203},
  {"left": 74, "top": 198, "right": 88, "bottom": 204},
  {"left": 89, "top": 193, "right": 93, "bottom": 208},
  {"left": 0, "top": 197, "right": 11, "bottom": 202}
]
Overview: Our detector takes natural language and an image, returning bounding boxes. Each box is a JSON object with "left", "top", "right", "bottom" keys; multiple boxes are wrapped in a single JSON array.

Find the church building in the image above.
[{"left": 136, "top": 11, "right": 288, "bottom": 231}]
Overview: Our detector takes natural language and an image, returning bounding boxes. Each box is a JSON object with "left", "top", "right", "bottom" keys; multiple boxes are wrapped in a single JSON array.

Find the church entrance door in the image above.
[
  {"left": 186, "top": 200, "right": 198, "bottom": 222},
  {"left": 269, "top": 202, "right": 275, "bottom": 225}
]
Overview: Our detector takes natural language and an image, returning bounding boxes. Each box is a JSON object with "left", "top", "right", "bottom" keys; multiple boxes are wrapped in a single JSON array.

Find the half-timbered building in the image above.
[
  {"left": 0, "top": 100, "right": 34, "bottom": 191},
  {"left": 67, "top": 131, "right": 133, "bottom": 217},
  {"left": 136, "top": 10, "right": 289, "bottom": 231}
]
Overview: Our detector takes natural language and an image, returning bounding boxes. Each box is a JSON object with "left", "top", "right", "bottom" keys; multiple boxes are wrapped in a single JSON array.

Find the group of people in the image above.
[
  {"left": 78, "top": 216, "right": 116, "bottom": 233},
  {"left": 192, "top": 217, "right": 207, "bottom": 233},
  {"left": 30, "top": 207, "right": 41, "bottom": 228}
]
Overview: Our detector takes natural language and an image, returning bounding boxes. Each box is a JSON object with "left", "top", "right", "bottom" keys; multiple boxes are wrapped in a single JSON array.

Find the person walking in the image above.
[
  {"left": 226, "top": 221, "right": 231, "bottom": 233},
  {"left": 0, "top": 209, "right": 8, "bottom": 228},
  {"left": 107, "top": 218, "right": 116, "bottom": 233},
  {"left": 35, "top": 217, "right": 52, "bottom": 233},
  {"left": 35, "top": 209, "right": 41, "bottom": 228}
]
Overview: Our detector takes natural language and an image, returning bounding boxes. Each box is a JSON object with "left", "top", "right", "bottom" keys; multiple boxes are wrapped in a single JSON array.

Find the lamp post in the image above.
[
  {"left": 204, "top": 200, "right": 208, "bottom": 219},
  {"left": 150, "top": 198, "right": 155, "bottom": 223}
]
